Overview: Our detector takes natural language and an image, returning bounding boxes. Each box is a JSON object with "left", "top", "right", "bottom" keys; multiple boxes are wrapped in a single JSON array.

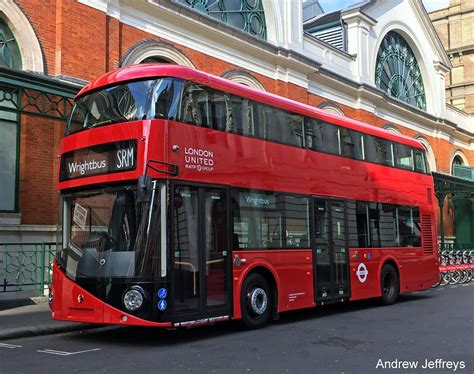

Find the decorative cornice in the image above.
[
  {"left": 341, "top": 10, "right": 377, "bottom": 27},
  {"left": 433, "top": 60, "right": 451, "bottom": 74}
]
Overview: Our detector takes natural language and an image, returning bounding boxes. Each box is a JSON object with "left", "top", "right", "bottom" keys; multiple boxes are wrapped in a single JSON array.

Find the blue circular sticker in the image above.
[
  {"left": 157, "top": 300, "right": 167, "bottom": 311},
  {"left": 158, "top": 288, "right": 167, "bottom": 299}
]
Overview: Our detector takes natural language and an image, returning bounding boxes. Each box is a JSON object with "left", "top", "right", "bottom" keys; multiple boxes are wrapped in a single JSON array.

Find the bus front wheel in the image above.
[
  {"left": 380, "top": 264, "right": 399, "bottom": 305},
  {"left": 240, "top": 273, "right": 272, "bottom": 329}
]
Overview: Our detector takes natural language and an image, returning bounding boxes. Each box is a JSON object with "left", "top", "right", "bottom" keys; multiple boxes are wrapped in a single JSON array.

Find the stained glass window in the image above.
[
  {"left": 176, "top": 0, "right": 267, "bottom": 39},
  {"left": 375, "top": 31, "right": 426, "bottom": 110},
  {"left": 0, "top": 92, "right": 19, "bottom": 211},
  {"left": 0, "top": 18, "right": 21, "bottom": 211},
  {"left": 0, "top": 18, "right": 22, "bottom": 69}
]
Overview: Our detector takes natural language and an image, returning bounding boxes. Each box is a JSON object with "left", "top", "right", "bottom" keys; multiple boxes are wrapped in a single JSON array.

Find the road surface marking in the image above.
[
  {"left": 0, "top": 343, "right": 22, "bottom": 349},
  {"left": 37, "top": 348, "right": 101, "bottom": 356}
]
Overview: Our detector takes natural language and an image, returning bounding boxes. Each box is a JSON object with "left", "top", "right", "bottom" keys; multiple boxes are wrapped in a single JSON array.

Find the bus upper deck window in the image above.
[
  {"left": 414, "top": 150, "right": 428, "bottom": 173},
  {"left": 152, "top": 78, "right": 182, "bottom": 120}
]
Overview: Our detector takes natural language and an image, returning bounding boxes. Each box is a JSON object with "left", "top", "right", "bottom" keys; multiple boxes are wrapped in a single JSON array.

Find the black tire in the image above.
[
  {"left": 240, "top": 273, "right": 272, "bottom": 329},
  {"left": 432, "top": 272, "right": 442, "bottom": 288},
  {"left": 380, "top": 264, "right": 399, "bottom": 305}
]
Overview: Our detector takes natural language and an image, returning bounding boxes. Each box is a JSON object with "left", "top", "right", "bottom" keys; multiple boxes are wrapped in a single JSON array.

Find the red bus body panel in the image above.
[
  {"left": 231, "top": 250, "right": 314, "bottom": 319},
  {"left": 55, "top": 64, "right": 439, "bottom": 326},
  {"left": 51, "top": 262, "right": 172, "bottom": 327},
  {"left": 348, "top": 249, "right": 438, "bottom": 301}
]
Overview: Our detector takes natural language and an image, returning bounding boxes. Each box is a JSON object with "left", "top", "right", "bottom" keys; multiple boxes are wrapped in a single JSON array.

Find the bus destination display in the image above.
[{"left": 60, "top": 140, "right": 137, "bottom": 181}]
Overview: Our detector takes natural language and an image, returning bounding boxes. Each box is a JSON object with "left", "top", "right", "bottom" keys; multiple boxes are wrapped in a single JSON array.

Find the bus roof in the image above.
[{"left": 77, "top": 64, "right": 425, "bottom": 150}]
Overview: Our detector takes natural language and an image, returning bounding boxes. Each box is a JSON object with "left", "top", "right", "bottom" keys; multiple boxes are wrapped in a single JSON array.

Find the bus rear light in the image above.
[{"left": 48, "top": 289, "right": 54, "bottom": 308}]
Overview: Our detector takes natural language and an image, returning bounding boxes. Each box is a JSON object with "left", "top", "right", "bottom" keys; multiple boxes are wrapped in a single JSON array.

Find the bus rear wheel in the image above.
[
  {"left": 380, "top": 264, "right": 399, "bottom": 305},
  {"left": 240, "top": 273, "right": 272, "bottom": 329}
]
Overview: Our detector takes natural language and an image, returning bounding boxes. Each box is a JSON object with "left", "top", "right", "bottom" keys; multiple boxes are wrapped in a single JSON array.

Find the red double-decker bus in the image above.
[{"left": 50, "top": 64, "right": 438, "bottom": 329}]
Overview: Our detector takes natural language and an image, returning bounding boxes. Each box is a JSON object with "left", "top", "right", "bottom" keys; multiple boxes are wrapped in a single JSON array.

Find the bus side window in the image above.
[
  {"left": 339, "top": 128, "right": 354, "bottom": 158},
  {"left": 180, "top": 82, "right": 210, "bottom": 128},
  {"left": 232, "top": 190, "right": 309, "bottom": 250},
  {"left": 152, "top": 78, "right": 183, "bottom": 121},
  {"left": 339, "top": 129, "right": 364, "bottom": 160},
  {"left": 365, "top": 136, "right": 394, "bottom": 166},
  {"left": 304, "top": 118, "right": 315, "bottom": 150},
  {"left": 305, "top": 118, "right": 325, "bottom": 152},
  {"left": 322, "top": 122, "right": 340, "bottom": 155},
  {"left": 394, "top": 143, "right": 414, "bottom": 171},
  {"left": 284, "top": 195, "right": 309, "bottom": 248},
  {"left": 414, "top": 149, "right": 428, "bottom": 173},
  {"left": 240, "top": 99, "right": 255, "bottom": 137},
  {"left": 346, "top": 201, "right": 359, "bottom": 248},
  {"left": 255, "top": 105, "right": 302, "bottom": 147},
  {"left": 379, "top": 203, "right": 397, "bottom": 247},
  {"left": 252, "top": 101, "right": 266, "bottom": 139},
  {"left": 356, "top": 202, "right": 369, "bottom": 247},
  {"left": 230, "top": 95, "right": 246, "bottom": 135},
  {"left": 210, "top": 90, "right": 228, "bottom": 132},
  {"left": 397, "top": 206, "right": 421, "bottom": 247},
  {"left": 289, "top": 114, "right": 304, "bottom": 148},
  {"left": 271, "top": 109, "right": 303, "bottom": 148},
  {"left": 264, "top": 105, "right": 284, "bottom": 144},
  {"left": 368, "top": 202, "right": 381, "bottom": 247}
]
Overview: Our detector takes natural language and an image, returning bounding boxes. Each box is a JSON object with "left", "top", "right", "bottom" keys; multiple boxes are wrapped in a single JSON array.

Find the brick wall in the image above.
[
  {"left": 19, "top": 114, "right": 62, "bottom": 225},
  {"left": 11, "top": 0, "right": 472, "bottom": 231}
]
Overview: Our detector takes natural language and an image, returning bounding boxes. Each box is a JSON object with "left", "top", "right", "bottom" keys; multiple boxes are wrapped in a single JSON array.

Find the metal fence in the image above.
[
  {"left": 0, "top": 241, "right": 472, "bottom": 296},
  {"left": 439, "top": 243, "right": 474, "bottom": 252},
  {"left": 0, "top": 242, "right": 56, "bottom": 295}
]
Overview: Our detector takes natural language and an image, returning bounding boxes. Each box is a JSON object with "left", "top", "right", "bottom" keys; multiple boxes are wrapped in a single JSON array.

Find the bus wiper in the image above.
[{"left": 91, "top": 119, "right": 112, "bottom": 127}]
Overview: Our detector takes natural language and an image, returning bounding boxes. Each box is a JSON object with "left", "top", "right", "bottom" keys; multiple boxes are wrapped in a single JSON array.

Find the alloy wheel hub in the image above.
[{"left": 249, "top": 287, "right": 268, "bottom": 315}]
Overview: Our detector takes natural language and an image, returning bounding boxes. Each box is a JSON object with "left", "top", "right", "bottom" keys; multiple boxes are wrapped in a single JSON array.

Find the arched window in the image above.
[
  {"left": 415, "top": 136, "right": 436, "bottom": 172},
  {"left": 0, "top": 18, "right": 21, "bottom": 69},
  {"left": 317, "top": 102, "right": 345, "bottom": 116},
  {"left": 176, "top": 0, "right": 267, "bottom": 39},
  {"left": 121, "top": 40, "right": 195, "bottom": 68},
  {"left": 221, "top": 69, "right": 266, "bottom": 91},
  {"left": 452, "top": 155, "right": 464, "bottom": 175},
  {"left": 453, "top": 156, "right": 464, "bottom": 166},
  {"left": 450, "top": 150, "right": 469, "bottom": 175},
  {"left": 0, "top": 18, "right": 21, "bottom": 211},
  {"left": 383, "top": 124, "right": 401, "bottom": 134},
  {"left": 375, "top": 31, "right": 426, "bottom": 111},
  {"left": 140, "top": 56, "right": 174, "bottom": 64}
]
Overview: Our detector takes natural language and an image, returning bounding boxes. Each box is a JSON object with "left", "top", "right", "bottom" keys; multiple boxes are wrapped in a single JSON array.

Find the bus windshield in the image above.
[
  {"left": 58, "top": 185, "right": 162, "bottom": 281},
  {"left": 66, "top": 78, "right": 182, "bottom": 135}
]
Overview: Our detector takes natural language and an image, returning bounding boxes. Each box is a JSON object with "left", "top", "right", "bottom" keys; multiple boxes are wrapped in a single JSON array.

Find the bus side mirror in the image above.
[{"left": 137, "top": 175, "right": 152, "bottom": 203}]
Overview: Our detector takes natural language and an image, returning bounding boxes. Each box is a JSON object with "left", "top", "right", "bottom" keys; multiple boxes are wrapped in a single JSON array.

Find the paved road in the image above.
[{"left": 1, "top": 283, "right": 473, "bottom": 374}]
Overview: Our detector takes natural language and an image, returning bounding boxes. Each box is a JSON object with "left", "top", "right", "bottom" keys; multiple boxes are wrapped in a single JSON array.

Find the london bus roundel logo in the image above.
[{"left": 356, "top": 263, "right": 368, "bottom": 283}]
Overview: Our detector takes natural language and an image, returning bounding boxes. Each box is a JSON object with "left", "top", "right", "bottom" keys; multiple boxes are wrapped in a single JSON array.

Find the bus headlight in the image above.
[{"left": 123, "top": 287, "right": 144, "bottom": 312}]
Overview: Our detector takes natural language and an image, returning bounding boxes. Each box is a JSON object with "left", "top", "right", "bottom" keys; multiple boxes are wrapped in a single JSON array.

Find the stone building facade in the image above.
[
  {"left": 0, "top": 0, "right": 473, "bottom": 244},
  {"left": 430, "top": 0, "right": 474, "bottom": 114}
]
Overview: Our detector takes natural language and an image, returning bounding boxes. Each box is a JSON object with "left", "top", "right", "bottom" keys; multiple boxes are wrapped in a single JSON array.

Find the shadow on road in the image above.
[
  {"left": 0, "top": 298, "right": 36, "bottom": 312},
  {"left": 67, "top": 291, "right": 434, "bottom": 347}
]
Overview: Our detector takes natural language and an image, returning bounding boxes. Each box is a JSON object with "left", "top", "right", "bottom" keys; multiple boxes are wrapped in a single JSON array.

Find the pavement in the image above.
[
  {"left": 0, "top": 283, "right": 472, "bottom": 373},
  {"left": 0, "top": 297, "right": 98, "bottom": 341}
]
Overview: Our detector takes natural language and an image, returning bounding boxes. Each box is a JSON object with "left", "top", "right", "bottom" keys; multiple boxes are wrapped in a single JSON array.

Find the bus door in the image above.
[
  {"left": 171, "top": 183, "right": 232, "bottom": 323},
  {"left": 313, "top": 198, "right": 350, "bottom": 303}
]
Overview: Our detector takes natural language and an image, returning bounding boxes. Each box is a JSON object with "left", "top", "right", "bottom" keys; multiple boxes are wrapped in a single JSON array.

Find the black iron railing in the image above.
[{"left": 0, "top": 242, "right": 56, "bottom": 295}]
